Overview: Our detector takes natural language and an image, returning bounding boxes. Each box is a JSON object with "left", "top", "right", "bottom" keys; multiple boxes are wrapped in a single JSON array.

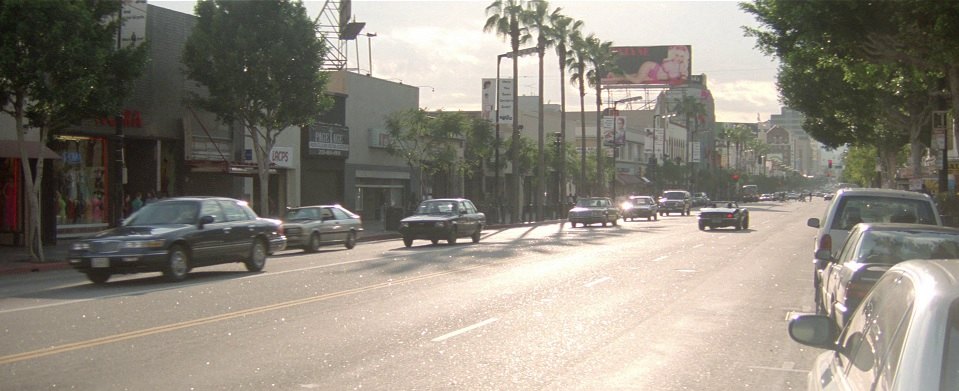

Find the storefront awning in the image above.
[
  {"left": 616, "top": 173, "right": 645, "bottom": 185},
  {"left": 0, "top": 140, "right": 60, "bottom": 159}
]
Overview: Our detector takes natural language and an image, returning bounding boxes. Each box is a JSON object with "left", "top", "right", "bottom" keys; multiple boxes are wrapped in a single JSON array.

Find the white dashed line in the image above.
[
  {"left": 584, "top": 276, "right": 612, "bottom": 288},
  {"left": 432, "top": 318, "right": 499, "bottom": 342},
  {"left": 651, "top": 255, "right": 668, "bottom": 262}
]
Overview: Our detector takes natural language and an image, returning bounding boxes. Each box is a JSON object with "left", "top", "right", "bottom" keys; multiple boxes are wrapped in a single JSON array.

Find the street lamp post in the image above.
[{"left": 495, "top": 54, "right": 503, "bottom": 223}]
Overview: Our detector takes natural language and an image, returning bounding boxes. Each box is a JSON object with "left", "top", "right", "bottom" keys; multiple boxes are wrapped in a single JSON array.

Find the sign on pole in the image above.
[{"left": 497, "top": 79, "right": 514, "bottom": 124}]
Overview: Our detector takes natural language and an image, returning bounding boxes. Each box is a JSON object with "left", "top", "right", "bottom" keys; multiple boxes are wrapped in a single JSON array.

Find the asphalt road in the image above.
[{"left": 0, "top": 200, "right": 828, "bottom": 390}]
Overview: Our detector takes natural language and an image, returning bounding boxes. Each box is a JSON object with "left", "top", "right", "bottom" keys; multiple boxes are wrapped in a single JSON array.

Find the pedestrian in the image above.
[{"left": 131, "top": 192, "right": 144, "bottom": 212}]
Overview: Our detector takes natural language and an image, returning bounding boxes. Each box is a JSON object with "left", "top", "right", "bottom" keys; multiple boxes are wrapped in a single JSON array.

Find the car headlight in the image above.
[
  {"left": 71, "top": 242, "right": 90, "bottom": 251},
  {"left": 400, "top": 222, "right": 409, "bottom": 228},
  {"left": 120, "top": 239, "right": 166, "bottom": 249},
  {"left": 434, "top": 221, "right": 447, "bottom": 227}
]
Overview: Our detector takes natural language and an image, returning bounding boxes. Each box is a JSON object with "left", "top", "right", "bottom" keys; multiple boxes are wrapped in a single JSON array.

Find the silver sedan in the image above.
[{"left": 281, "top": 205, "right": 363, "bottom": 252}]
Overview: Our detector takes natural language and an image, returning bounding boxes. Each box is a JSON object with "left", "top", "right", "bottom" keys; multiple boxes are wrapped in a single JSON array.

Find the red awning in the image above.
[{"left": 0, "top": 140, "right": 60, "bottom": 159}]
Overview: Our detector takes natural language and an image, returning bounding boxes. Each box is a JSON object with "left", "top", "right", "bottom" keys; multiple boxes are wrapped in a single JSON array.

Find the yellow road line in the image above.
[{"left": 0, "top": 264, "right": 487, "bottom": 365}]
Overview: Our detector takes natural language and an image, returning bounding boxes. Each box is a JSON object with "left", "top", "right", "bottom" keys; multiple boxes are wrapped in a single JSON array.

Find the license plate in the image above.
[
  {"left": 712, "top": 219, "right": 722, "bottom": 224},
  {"left": 92, "top": 258, "right": 109, "bottom": 268}
]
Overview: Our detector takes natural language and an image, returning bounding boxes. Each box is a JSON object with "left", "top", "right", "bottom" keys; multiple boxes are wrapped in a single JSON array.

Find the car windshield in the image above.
[
  {"left": 285, "top": 208, "right": 319, "bottom": 221},
  {"left": 416, "top": 200, "right": 457, "bottom": 215},
  {"left": 125, "top": 202, "right": 199, "bottom": 226},
  {"left": 631, "top": 197, "right": 653, "bottom": 205},
  {"left": 576, "top": 199, "right": 607, "bottom": 207},
  {"left": 663, "top": 192, "right": 685, "bottom": 200},
  {"left": 858, "top": 230, "right": 959, "bottom": 264},
  {"left": 830, "top": 196, "right": 939, "bottom": 230}
]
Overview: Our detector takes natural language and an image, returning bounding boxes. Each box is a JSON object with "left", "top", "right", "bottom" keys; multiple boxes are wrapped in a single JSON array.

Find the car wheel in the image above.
[
  {"left": 403, "top": 237, "right": 413, "bottom": 248},
  {"left": 245, "top": 239, "right": 267, "bottom": 272},
  {"left": 742, "top": 216, "right": 749, "bottom": 230},
  {"left": 164, "top": 245, "right": 190, "bottom": 282},
  {"left": 653, "top": 214, "right": 658, "bottom": 221},
  {"left": 344, "top": 232, "right": 357, "bottom": 249},
  {"left": 612, "top": 217, "right": 618, "bottom": 226},
  {"left": 306, "top": 232, "right": 321, "bottom": 253},
  {"left": 448, "top": 228, "right": 458, "bottom": 244},
  {"left": 86, "top": 271, "right": 111, "bottom": 284},
  {"left": 431, "top": 239, "right": 439, "bottom": 245},
  {"left": 698, "top": 221, "right": 706, "bottom": 231},
  {"left": 735, "top": 219, "right": 743, "bottom": 231},
  {"left": 570, "top": 222, "right": 576, "bottom": 228},
  {"left": 602, "top": 219, "right": 607, "bottom": 227},
  {"left": 472, "top": 226, "right": 482, "bottom": 243}
]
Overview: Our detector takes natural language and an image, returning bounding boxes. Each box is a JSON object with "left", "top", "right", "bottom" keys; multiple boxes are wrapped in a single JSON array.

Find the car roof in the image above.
[
  {"left": 892, "top": 260, "right": 959, "bottom": 303},
  {"left": 858, "top": 223, "right": 959, "bottom": 234},
  {"left": 289, "top": 205, "right": 343, "bottom": 209},
  {"left": 424, "top": 198, "right": 469, "bottom": 201},
  {"left": 154, "top": 196, "right": 239, "bottom": 203},
  {"left": 835, "top": 187, "right": 933, "bottom": 200}
]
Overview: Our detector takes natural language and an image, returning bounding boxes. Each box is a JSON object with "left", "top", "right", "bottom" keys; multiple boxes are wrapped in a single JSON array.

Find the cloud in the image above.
[{"left": 710, "top": 79, "right": 781, "bottom": 122}]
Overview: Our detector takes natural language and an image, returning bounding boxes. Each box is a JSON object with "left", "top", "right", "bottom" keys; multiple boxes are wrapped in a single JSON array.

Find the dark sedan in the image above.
[
  {"left": 697, "top": 200, "right": 749, "bottom": 230},
  {"left": 399, "top": 198, "right": 485, "bottom": 247},
  {"left": 818, "top": 223, "right": 959, "bottom": 328},
  {"left": 67, "top": 197, "right": 286, "bottom": 284}
]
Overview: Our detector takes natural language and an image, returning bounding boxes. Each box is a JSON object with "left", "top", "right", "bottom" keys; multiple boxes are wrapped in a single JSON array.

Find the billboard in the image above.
[
  {"left": 602, "top": 116, "right": 626, "bottom": 147},
  {"left": 482, "top": 78, "right": 515, "bottom": 124},
  {"left": 602, "top": 45, "right": 691, "bottom": 86}
]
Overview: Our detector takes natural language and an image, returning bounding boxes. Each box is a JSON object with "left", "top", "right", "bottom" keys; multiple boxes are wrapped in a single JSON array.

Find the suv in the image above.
[
  {"left": 806, "top": 188, "right": 941, "bottom": 312},
  {"left": 659, "top": 190, "right": 692, "bottom": 216}
]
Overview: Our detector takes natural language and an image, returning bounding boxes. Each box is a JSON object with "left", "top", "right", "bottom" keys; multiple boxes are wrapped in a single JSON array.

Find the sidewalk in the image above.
[{"left": 0, "top": 218, "right": 560, "bottom": 276}]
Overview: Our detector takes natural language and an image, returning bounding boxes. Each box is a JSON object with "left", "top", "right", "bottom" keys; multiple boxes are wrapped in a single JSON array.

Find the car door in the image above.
[
  {"left": 219, "top": 199, "right": 257, "bottom": 260},
  {"left": 328, "top": 207, "right": 353, "bottom": 242},
  {"left": 191, "top": 200, "right": 230, "bottom": 265},
  {"left": 824, "top": 227, "right": 865, "bottom": 318}
]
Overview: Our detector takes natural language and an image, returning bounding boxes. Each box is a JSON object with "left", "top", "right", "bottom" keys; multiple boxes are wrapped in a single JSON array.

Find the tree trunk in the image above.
[
  {"left": 13, "top": 96, "right": 45, "bottom": 262},
  {"left": 594, "top": 83, "right": 603, "bottom": 196},
  {"left": 536, "top": 48, "right": 545, "bottom": 221}
]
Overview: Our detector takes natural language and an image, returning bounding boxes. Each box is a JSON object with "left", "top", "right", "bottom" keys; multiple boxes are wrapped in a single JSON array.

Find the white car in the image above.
[{"left": 806, "top": 188, "right": 941, "bottom": 312}]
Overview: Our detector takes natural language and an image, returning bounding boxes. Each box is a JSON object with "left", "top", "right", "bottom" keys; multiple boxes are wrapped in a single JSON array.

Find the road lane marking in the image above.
[
  {"left": 0, "top": 264, "right": 489, "bottom": 366},
  {"left": 691, "top": 243, "right": 704, "bottom": 249},
  {"left": 431, "top": 318, "right": 498, "bottom": 342},
  {"left": 650, "top": 256, "right": 668, "bottom": 262},
  {"left": 584, "top": 276, "right": 611, "bottom": 288},
  {"left": 747, "top": 363, "right": 807, "bottom": 374}
]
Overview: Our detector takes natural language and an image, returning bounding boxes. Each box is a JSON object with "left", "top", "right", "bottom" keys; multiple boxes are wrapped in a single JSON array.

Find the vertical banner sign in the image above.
[
  {"left": 120, "top": 0, "right": 147, "bottom": 48},
  {"left": 481, "top": 79, "right": 495, "bottom": 122},
  {"left": 497, "top": 79, "right": 514, "bottom": 124},
  {"left": 691, "top": 141, "right": 701, "bottom": 163},
  {"left": 602, "top": 116, "right": 626, "bottom": 146}
]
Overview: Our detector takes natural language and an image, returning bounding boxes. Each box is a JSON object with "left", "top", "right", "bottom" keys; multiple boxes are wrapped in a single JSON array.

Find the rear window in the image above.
[
  {"left": 663, "top": 192, "right": 686, "bottom": 200},
  {"left": 830, "top": 196, "right": 938, "bottom": 230}
]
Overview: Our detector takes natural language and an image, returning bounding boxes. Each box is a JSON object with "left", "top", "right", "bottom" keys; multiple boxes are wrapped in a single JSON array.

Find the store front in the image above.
[
  {"left": 49, "top": 135, "right": 113, "bottom": 238},
  {"left": 0, "top": 140, "right": 61, "bottom": 245}
]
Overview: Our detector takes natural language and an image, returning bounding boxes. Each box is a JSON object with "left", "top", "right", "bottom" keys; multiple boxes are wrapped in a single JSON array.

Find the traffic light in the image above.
[
  {"left": 731, "top": 174, "right": 740, "bottom": 181},
  {"left": 828, "top": 159, "right": 833, "bottom": 168}
]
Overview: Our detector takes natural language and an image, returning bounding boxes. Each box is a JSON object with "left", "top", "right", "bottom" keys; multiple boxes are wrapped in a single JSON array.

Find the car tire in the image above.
[
  {"left": 86, "top": 271, "right": 111, "bottom": 284},
  {"left": 653, "top": 214, "right": 658, "bottom": 221},
  {"left": 698, "top": 221, "right": 706, "bottom": 231},
  {"left": 344, "top": 232, "right": 357, "bottom": 249},
  {"left": 448, "top": 228, "right": 457, "bottom": 244},
  {"left": 472, "top": 226, "right": 482, "bottom": 243},
  {"left": 306, "top": 232, "right": 321, "bottom": 253},
  {"left": 403, "top": 237, "right": 413, "bottom": 248},
  {"left": 570, "top": 222, "right": 576, "bottom": 228},
  {"left": 612, "top": 217, "right": 618, "bottom": 226},
  {"left": 245, "top": 239, "right": 267, "bottom": 272},
  {"left": 735, "top": 219, "right": 743, "bottom": 231},
  {"left": 742, "top": 216, "right": 749, "bottom": 230},
  {"left": 431, "top": 239, "right": 439, "bottom": 245},
  {"left": 602, "top": 219, "right": 607, "bottom": 227},
  {"left": 164, "top": 245, "right": 190, "bottom": 282}
]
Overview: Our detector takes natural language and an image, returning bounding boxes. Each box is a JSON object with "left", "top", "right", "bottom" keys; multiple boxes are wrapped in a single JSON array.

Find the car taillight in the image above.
[
  {"left": 726, "top": 213, "right": 734, "bottom": 218},
  {"left": 846, "top": 280, "right": 872, "bottom": 305},
  {"left": 819, "top": 234, "right": 831, "bottom": 253},
  {"left": 277, "top": 225, "right": 284, "bottom": 235}
]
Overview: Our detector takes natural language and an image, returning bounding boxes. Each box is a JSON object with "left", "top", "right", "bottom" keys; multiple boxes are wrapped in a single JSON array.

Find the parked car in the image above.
[
  {"left": 568, "top": 197, "right": 620, "bottom": 227},
  {"left": 398, "top": 198, "right": 485, "bottom": 247},
  {"left": 806, "top": 188, "right": 941, "bottom": 311},
  {"left": 282, "top": 204, "right": 363, "bottom": 252},
  {"left": 691, "top": 192, "right": 710, "bottom": 207},
  {"left": 818, "top": 223, "right": 959, "bottom": 327},
  {"left": 621, "top": 195, "right": 659, "bottom": 221},
  {"left": 788, "top": 259, "right": 959, "bottom": 391},
  {"left": 697, "top": 200, "right": 749, "bottom": 230},
  {"left": 67, "top": 197, "right": 287, "bottom": 284},
  {"left": 659, "top": 190, "right": 692, "bottom": 216}
]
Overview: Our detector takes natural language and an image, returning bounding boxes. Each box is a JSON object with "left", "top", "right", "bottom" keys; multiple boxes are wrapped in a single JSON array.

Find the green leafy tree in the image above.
[
  {"left": 385, "top": 110, "right": 473, "bottom": 199},
  {"left": 485, "top": 0, "right": 528, "bottom": 222},
  {"left": 0, "top": 0, "right": 146, "bottom": 261},
  {"left": 182, "top": 0, "right": 330, "bottom": 215},
  {"left": 586, "top": 37, "right": 618, "bottom": 196}
]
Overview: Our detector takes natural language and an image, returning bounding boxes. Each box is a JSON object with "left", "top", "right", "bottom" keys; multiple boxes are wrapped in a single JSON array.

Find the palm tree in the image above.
[
  {"left": 546, "top": 12, "right": 582, "bottom": 209},
  {"left": 586, "top": 36, "right": 618, "bottom": 196},
  {"left": 567, "top": 31, "right": 591, "bottom": 196},
  {"left": 673, "top": 93, "right": 707, "bottom": 189},
  {"left": 521, "top": 0, "right": 553, "bottom": 221},
  {"left": 485, "top": 0, "right": 527, "bottom": 223}
]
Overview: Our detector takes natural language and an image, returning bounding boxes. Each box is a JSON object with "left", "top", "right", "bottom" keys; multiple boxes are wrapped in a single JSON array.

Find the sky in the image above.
[{"left": 151, "top": 0, "right": 782, "bottom": 123}]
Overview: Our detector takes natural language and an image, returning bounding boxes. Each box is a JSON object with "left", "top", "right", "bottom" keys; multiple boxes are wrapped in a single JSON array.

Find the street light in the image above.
[{"left": 363, "top": 33, "right": 377, "bottom": 76}]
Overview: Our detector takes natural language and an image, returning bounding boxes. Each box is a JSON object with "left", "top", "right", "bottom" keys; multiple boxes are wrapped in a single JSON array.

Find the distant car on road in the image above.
[
  {"left": 621, "top": 195, "right": 659, "bottom": 221},
  {"left": 691, "top": 192, "right": 710, "bottom": 207},
  {"left": 568, "top": 197, "right": 620, "bottom": 227},
  {"left": 789, "top": 259, "right": 959, "bottom": 391},
  {"left": 697, "top": 200, "right": 749, "bottom": 230},
  {"left": 67, "top": 197, "right": 286, "bottom": 284},
  {"left": 282, "top": 205, "right": 363, "bottom": 252},
  {"left": 818, "top": 223, "right": 959, "bottom": 328},
  {"left": 398, "top": 198, "right": 485, "bottom": 247},
  {"left": 659, "top": 190, "right": 692, "bottom": 216}
]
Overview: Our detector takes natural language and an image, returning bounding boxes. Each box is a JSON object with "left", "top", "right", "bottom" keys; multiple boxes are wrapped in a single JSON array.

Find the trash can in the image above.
[{"left": 385, "top": 207, "right": 404, "bottom": 231}]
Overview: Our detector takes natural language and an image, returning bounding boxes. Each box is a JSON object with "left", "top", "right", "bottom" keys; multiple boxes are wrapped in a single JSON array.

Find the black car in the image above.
[
  {"left": 398, "top": 198, "right": 485, "bottom": 247},
  {"left": 659, "top": 190, "right": 692, "bottom": 216},
  {"left": 67, "top": 197, "right": 287, "bottom": 284},
  {"left": 697, "top": 200, "right": 749, "bottom": 230}
]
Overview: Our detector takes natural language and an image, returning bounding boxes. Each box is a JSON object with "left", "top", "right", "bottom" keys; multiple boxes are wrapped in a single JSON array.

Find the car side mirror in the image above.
[
  {"left": 807, "top": 218, "right": 820, "bottom": 228},
  {"left": 787, "top": 314, "right": 838, "bottom": 350},
  {"left": 815, "top": 249, "right": 834, "bottom": 263},
  {"left": 198, "top": 215, "right": 215, "bottom": 228}
]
